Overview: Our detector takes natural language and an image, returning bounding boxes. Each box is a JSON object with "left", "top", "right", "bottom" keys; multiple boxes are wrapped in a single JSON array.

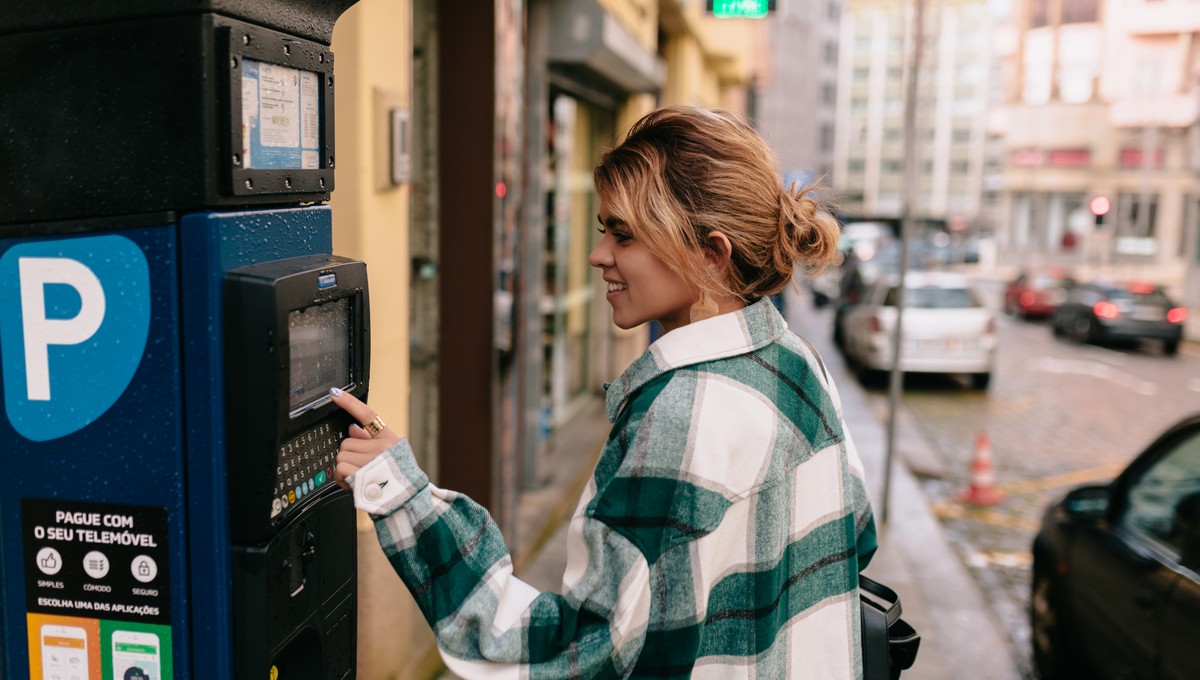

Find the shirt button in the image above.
[{"left": 365, "top": 483, "right": 382, "bottom": 501}]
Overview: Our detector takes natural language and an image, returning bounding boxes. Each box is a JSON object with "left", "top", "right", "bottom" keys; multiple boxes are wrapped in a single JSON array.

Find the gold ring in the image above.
[{"left": 362, "top": 416, "right": 386, "bottom": 437}]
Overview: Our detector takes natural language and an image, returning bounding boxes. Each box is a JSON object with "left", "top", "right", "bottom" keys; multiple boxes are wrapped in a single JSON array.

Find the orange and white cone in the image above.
[{"left": 956, "top": 431, "right": 1005, "bottom": 506}]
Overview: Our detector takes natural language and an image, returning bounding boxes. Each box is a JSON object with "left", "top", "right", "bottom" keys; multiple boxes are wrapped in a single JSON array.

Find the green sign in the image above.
[{"left": 706, "top": 0, "right": 775, "bottom": 19}]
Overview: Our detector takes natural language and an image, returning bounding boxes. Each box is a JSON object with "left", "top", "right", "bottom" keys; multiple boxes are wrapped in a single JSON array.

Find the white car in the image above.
[{"left": 838, "top": 271, "right": 997, "bottom": 389}]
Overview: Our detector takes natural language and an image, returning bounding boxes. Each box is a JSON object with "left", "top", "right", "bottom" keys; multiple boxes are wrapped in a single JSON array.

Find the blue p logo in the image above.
[{"left": 0, "top": 235, "right": 151, "bottom": 441}]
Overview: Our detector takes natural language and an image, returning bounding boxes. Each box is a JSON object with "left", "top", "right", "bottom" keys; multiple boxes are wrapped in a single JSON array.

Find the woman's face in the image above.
[{"left": 588, "top": 200, "right": 699, "bottom": 334}]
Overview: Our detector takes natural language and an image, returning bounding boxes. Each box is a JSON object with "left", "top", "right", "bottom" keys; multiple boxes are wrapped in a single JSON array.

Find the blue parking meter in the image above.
[{"left": 0, "top": 2, "right": 363, "bottom": 678}]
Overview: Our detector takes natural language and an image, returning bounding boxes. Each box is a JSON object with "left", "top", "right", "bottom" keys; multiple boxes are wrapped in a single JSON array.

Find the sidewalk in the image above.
[
  {"left": 786, "top": 289, "right": 1024, "bottom": 680},
  {"left": 437, "top": 288, "right": 1024, "bottom": 680}
]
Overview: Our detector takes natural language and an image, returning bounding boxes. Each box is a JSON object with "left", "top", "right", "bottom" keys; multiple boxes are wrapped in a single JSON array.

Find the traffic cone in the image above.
[{"left": 956, "top": 431, "right": 1005, "bottom": 506}]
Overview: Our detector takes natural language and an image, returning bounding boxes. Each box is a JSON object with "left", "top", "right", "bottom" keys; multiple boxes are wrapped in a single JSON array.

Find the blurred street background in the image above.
[{"left": 308, "top": 0, "right": 1200, "bottom": 677}]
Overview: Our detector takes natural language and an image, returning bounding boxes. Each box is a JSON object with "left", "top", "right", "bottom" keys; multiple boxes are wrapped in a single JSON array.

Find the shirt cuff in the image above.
[{"left": 347, "top": 438, "right": 429, "bottom": 517}]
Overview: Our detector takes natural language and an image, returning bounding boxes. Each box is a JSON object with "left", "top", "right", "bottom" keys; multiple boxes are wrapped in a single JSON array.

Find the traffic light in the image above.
[{"left": 1090, "top": 195, "right": 1111, "bottom": 228}]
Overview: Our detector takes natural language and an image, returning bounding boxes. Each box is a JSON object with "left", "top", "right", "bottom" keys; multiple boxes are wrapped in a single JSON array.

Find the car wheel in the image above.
[
  {"left": 1164, "top": 339, "right": 1179, "bottom": 356},
  {"left": 970, "top": 372, "right": 991, "bottom": 390},
  {"left": 1070, "top": 317, "right": 1092, "bottom": 344},
  {"left": 1031, "top": 565, "right": 1080, "bottom": 680},
  {"left": 1051, "top": 318, "right": 1064, "bottom": 338}
]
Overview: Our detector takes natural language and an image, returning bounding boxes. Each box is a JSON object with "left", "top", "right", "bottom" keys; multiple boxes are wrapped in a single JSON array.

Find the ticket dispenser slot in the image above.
[{"left": 224, "top": 254, "right": 368, "bottom": 679}]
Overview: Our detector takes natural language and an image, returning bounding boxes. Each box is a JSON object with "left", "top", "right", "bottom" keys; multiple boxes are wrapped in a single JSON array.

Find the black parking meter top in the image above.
[{"left": 0, "top": 0, "right": 359, "bottom": 44}]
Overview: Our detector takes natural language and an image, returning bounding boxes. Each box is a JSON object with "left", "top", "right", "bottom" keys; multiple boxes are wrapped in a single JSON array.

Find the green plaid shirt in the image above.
[{"left": 351, "top": 298, "right": 877, "bottom": 679}]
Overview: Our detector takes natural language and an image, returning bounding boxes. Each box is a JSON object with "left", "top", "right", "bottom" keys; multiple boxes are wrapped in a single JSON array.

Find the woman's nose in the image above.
[{"left": 588, "top": 241, "right": 611, "bottom": 268}]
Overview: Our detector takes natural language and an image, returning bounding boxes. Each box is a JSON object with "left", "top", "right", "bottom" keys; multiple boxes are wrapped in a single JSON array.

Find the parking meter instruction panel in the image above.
[
  {"left": 224, "top": 254, "right": 369, "bottom": 545},
  {"left": 21, "top": 498, "right": 175, "bottom": 680}
]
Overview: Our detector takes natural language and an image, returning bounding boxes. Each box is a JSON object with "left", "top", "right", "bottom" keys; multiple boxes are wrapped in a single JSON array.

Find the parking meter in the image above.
[
  {"left": 224, "top": 255, "right": 369, "bottom": 675},
  {"left": 0, "top": 2, "right": 363, "bottom": 678}
]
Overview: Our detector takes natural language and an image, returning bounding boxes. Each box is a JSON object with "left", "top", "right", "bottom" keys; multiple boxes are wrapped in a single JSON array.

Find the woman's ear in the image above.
[{"left": 704, "top": 231, "right": 734, "bottom": 273}]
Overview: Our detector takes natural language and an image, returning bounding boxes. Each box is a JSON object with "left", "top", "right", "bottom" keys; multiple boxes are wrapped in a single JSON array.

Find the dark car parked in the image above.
[
  {"left": 1031, "top": 413, "right": 1200, "bottom": 680},
  {"left": 1003, "top": 265, "right": 1073, "bottom": 319},
  {"left": 1051, "top": 280, "right": 1187, "bottom": 354}
]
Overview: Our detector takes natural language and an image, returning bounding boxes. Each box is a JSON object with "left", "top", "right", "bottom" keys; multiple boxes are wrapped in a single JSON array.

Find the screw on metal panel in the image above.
[
  {"left": 284, "top": 177, "right": 292, "bottom": 189},
  {"left": 231, "top": 57, "right": 238, "bottom": 69},
  {"left": 245, "top": 179, "right": 254, "bottom": 189},
  {"left": 233, "top": 154, "right": 242, "bottom": 167},
  {"left": 242, "top": 34, "right": 251, "bottom": 45},
  {"left": 319, "top": 54, "right": 326, "bottom": 63},
  {"left": 319, "top": 177, "right": 326, "bottom": 188},
  {"left": 284, "top": 44, "right": 291, "bottom": 55},
  {"left": 327, "top": 76, "right": 334, "bottom": 88},
  {"left": 327, "top": 157, "right": 334, "bottom": 168}
]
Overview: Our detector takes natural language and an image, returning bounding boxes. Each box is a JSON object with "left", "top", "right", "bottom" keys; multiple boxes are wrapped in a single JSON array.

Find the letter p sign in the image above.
[{"left": 0, "top": 235, "right": 150, "bottom": 441}]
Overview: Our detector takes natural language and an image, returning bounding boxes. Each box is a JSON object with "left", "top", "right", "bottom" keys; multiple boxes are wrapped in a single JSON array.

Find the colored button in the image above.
[
  {"left": 365, "top": 484, "right": 382, "bottom": 501},
  {"left": 316, "top": 471, "right": 327, "bottom": 485}
]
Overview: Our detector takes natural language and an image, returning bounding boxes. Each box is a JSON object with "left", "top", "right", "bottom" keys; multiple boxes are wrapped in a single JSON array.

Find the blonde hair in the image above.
[{"left": 593, "top": 106, "right": 841, "bottom": 302}]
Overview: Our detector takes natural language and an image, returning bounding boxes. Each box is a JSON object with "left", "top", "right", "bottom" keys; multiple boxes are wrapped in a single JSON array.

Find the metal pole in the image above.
[{"left": 881, "top": 0, "right": 924, "bottom": 525}]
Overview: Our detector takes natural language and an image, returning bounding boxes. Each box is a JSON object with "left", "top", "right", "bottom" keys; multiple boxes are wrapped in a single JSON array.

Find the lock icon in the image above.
[{"left": 131, "top": 556, "right": 156, "bottom": 583}]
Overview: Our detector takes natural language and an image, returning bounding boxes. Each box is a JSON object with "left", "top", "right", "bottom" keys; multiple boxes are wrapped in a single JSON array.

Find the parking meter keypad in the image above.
[{"left": 271, "top": 421, "right": 338, "bottom": 518}]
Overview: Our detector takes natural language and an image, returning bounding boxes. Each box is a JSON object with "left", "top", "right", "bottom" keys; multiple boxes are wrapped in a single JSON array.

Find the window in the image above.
[
  {"left": 1118, "top": 428, "right": 1200, "bottom": 559},
  {"left": 1031, "top": 0, "right": 1050, "bottom": 27},
  {"left": 1117, "top": 192, "right": 1160, "bottom": 238},
  {"left": 823, "top": 83, "right": 836, "bottom": 104},
  {"left": 1062, "top": 0, "right": 1098, "bottom": 23},
  {"left": 884, "top": 286, "right": 981, "bottom": 309},
  {"left": 820, "top": 124, "right": 834, "bottom": 153}
]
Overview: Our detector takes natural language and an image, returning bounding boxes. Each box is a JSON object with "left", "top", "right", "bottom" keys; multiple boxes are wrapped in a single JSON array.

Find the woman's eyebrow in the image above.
[{"left": 597, "top": 214, "right": 626, "bottom": 228}]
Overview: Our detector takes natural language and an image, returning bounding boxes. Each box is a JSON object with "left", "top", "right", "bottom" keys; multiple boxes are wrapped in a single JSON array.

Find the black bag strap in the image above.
[{"left": 860, "top": 574, "right": 903, "bottom": 627}]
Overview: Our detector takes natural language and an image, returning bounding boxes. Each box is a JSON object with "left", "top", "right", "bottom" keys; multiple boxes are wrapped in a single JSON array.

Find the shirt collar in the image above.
[{"left": 604, "top": 298, "right": 787, "bottom": 422}]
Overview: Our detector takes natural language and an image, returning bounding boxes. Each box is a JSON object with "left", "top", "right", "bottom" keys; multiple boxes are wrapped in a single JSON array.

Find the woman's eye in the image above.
[{"left": 597, "top": 226, "right": 633, "bottom": 243}]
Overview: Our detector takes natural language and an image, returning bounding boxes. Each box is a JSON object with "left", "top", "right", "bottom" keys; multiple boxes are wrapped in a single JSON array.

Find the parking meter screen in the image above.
[{"left": 288, "top": 298, "right": 351, "bottom": 413}]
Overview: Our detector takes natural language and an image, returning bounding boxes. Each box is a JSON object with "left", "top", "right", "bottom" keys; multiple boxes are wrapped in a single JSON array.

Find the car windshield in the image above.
[
  {"left": 1029, "top": 275, "right": 1065, "bottom": 290},
  {"left": 883, "top": 286, "right": 980, "bottom": 308}
]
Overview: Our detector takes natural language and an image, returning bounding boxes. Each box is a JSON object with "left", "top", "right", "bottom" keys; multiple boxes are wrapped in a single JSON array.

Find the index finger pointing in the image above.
[{"left": 328, "top": 387, "right": 377, "bottom": 427}]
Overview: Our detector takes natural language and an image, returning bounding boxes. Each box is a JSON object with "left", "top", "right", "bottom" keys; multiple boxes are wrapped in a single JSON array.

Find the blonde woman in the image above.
[{"left": 332, "top": 106, "right": 876, "bottom": 678}]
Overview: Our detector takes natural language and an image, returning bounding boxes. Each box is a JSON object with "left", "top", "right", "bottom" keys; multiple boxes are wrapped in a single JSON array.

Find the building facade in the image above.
[
  {"left": 834, "top": 0, "right": 999, "bottom": 233},
  {"left": 995, "top": 0, "right": 1200, "bottom": 312},
  {"left": 758, "top": 0, "right": 844, "bottom": 186}
]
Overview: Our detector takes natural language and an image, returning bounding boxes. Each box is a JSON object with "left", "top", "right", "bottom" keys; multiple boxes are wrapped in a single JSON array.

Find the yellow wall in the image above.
[
  {"left": 331, "top": 2, "right": 421, "bottom": 677},
  {"left": 331, "top": 1, "right": 411, "bottom": 432}
]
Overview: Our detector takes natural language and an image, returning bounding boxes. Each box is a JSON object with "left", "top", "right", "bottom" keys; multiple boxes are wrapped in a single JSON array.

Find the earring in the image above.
[{"left": 690, "top": 290, "right": 720, "bottom": 323}]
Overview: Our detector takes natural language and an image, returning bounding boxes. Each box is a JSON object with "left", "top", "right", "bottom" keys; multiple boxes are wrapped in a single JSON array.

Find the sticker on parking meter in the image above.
[
  {"left": 0, "top": 235, "right": 151, "bottom": 442},
  {"left": 242, "top": 58, "right": 321, "bottom": 170},
  {"left": 22, "top": 498, "right": 171, "bottom": 625}
]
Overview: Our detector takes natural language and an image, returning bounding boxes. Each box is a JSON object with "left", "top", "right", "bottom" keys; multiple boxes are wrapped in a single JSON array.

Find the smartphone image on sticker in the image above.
[
  {"left": 112, "top": 630, "right": 161, "bottom": 680},
  {"left": 40, "top": 623, "right": 88, "bottom": 680}
]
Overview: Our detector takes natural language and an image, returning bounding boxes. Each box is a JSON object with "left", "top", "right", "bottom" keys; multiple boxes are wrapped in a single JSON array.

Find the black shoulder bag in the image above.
[
  {"left": 797, "top": 335, "right": 921, "bottom": 679},
  {"left": 860, "top": 574, "right": 921, "bottom": 680}
]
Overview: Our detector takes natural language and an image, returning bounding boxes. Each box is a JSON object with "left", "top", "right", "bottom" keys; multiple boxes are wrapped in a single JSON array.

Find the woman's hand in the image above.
[{"left": 328, "top": 387, "right": 401, "bottom": 490}]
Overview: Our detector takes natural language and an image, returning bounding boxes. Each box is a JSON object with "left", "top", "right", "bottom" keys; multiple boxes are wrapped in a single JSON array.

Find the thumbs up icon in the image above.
[{"left": 36, "top": 547, "right": 63, "bottom": 576}]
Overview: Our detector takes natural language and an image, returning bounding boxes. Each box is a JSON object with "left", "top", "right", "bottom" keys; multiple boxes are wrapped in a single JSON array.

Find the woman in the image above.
[{"left": 332, "top": 105, "right": 876, "bottom": 679}]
